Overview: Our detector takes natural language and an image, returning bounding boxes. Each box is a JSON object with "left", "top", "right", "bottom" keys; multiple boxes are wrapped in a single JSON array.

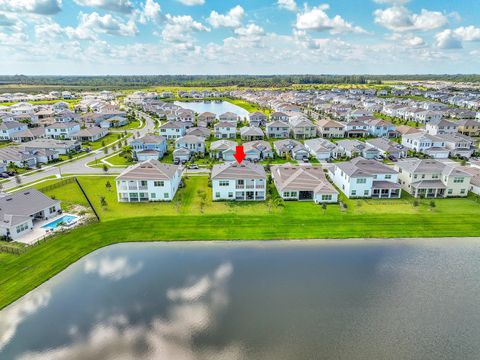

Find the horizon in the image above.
[{"left": 0, "top": 0, "right": 479, "bottom": 75}]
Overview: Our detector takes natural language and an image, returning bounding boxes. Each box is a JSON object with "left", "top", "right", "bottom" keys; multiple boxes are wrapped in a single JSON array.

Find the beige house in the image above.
[
  {"left": 316, "top": 119, "right": 346, "bottom": 138},
  {"left": 457, "top": 119, "right": 480, "bottom": 137},
  {"left": 394, "top": 159, "right": 472, "bottom": 198}
]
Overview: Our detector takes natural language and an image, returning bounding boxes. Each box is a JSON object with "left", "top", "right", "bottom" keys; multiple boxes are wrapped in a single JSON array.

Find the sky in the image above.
[{"left": 0, "top": 0, "right": 479, "bottom": 75}]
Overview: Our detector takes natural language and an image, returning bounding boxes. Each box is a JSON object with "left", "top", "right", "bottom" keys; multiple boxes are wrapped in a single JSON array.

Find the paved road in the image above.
[{"left": 3, "top": 109, "right": 156, "bottom": 191}]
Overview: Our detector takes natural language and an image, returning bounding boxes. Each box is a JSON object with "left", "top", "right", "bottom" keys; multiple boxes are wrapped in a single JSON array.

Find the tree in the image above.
[
  {"left": 102, "top": 164, "right": 109, "bottom": 173},
  {"left": 7, "top": 162, "right": 17, "bottom": 173},
  {"left": 321, "top": 203, "right": 327, "bottom": 214},
  {"left": 105, "top": 180, "right": 112, "bottom": 191},
  {"left": 99, "top": 196, "right": 108, "bottom": 208}
]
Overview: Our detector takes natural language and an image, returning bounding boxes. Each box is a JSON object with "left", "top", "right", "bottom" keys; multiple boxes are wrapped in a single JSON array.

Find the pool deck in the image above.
[{"left": 14, "top": 213, "right": 80, "bottom": 246}]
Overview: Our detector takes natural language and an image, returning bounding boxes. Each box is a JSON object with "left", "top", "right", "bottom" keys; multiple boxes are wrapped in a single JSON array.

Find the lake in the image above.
[
  {"left": 1, "top": 239, "right": 480, "bottom": 360},
  {"left": 174, "top": 100, "right": 249, "bottom": 118}
]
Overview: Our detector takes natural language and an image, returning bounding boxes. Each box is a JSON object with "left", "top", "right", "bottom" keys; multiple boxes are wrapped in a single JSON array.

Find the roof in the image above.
[
  {"left": 160, "top": 121, "right": 186, "bottom": 129},
  {"left": 0, "top": 121, "right": 25, "bottom": 130},
  {"left": 12, "top": 127, "right": 45, "bottom": 138},
  {"left": 240, "top": 126, "right": 264, "bottom": 136},
  {"left": 116, "top": 160, "right": 180, "bottom": 181},
  {"left": 304, "top": 138, "right": 337, "bottom": 153},
  {"left": 211, "top": 162, "right": 266, "bottom": 180},
  {"left": 0, "top": 189, "right": 60, "bottom": 228},
  {"left": 46, "top": 122, "right": 80, "bottom": 129},
  {"left": 243, "top": 140, "right": 271, "bottom": 153},
  {"left": 335, "top": 157, "right": 397, "bottom": 177},
  {"left": 317, "top": 119, "right": 345, "bottom": 128},
  {"left": 215, "top": 121, "right": 237, "bottom": 128},
  {"left": 175, "top": 134, "right": 205, "bottom": 144},
  {"left": 132, "top": 134, "right": 166, "bottom": 144},
  {"left": 266, "top": 120, "right": 289, "bottom": 128},
  {"left": 271, "top": 165, "right": 338, "bottom": 195},
  {"left": 366, "top": 138, "right": 406, "bottom": 153},
  {"left": 210, "top": 140, "right": 237, "bottom": 151},
  {"left": 395, "top": 158, "right": 471, "bottom": 177},
  {"left": 73, "top": 127, "right": 107, "bottom": 137}
]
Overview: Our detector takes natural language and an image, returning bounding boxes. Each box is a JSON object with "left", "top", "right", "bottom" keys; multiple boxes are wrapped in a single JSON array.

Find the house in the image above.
[
  {"left": 240, "top": 126, "right": 264, "bottom": 141},
  {"left": 394, "top": 159, "right": 471, "bottom": 198},
  {"left": 71, "top": 128, "right": 108, "bottom": 142},
  {"left": 186, "top": 127, "right": 211, "bottom": 139},
  {"left": 211, "top": 162, "right": 266, "bottom": 201},
  {"left": 344, "top": 120, "right": 369, "bottom": 138},
  {"left": 271, "top": 165, "right": 338, "bottom": 203},
  {"left": 365, "top": 118, "right": 397, "bottom": 137},
  {"left": 214, "top": 121, "right": 237, "bottom": 139},
  {"left": 176, "top": 109, "right": 195, "bottom": 122},
  {"left": 414, "top": 110, "right": 443, "bottom": 124},
  {"left": 248, "top": 112, "right": 267, "bottom": 127},
  {"left": 11, "top": 127, "right": 46, "bottom": 143},
  {"left": 273, "top": 139, "right": 309, "bottom": 160},
  {"left": 269, "top": 112, "right": 289, "bottom": 122},
  {"left": 116, "top": 160, "right": 182, "bottom": 202},
  {"left": 266, "top": 120, "right": 290, "bottom": 139},
  {"left": 289, "top": 115, "right": 316, "bottom": 139},
  {"left": 100, "top": 116, "right": 128, "bottom": 128},
  {"left": 436, "top": 133, "right": 476, "bottom": 158},
  {"left": 0, "top": 147, "right": 37, "bottom": 168},
  {"left": 131, "top": 134, "right": 167, "bottom": 161},
  {"left": 457, "top": 119, "right": 480, "bottom": 137},
  {"left": 460, "top": 166, "right": 480, "bottom": 195},
  {"left": 45, "top": 122, "right": 81, "bottom": 140},
  {"left": 219, "top": 112, "right": 240, "bottom": 123},
  {"left": 365, "top": 138, "right": 408, "bottom": 159},
  {"left": 175, "top": 135, "right": 205, "bottom": 155},
  {"left": 0, "top": 121, "right": 28, "bottom": 140},
  {"left": 243, "top": 140, "right": 273, "bottom": 161},
  {"left": 396, "top": 125, "right": 422, "bottom": 136},
  {"left": 159, "top": 121, "right": 187, "bottom": 140},
  {"left": 316, "top": 119, "right": 345, "bottom": 138},
  {"left": 22, "top": 138, "right": 81, "bottom": 155},
  {"left": 210, "top": 140, "right": 237, "bottom": 161},
  {"left": 0, "top": 189, "right": 61, "bottom": 240},
  {"left": 336, "top": 140, "right": 380, "bottom": 159},
  {"left": 304, "top": 138, "right": 342, "bottom": 161},
  {"left": 425, "top": 119, "right": 458, "bottom": 135},
  {"left": 172, "top": 147, "right": 192, "bottom": 162},
  {"left": 401, "top": 132, "right": 450, "bottom": 159},
  {"left": 330, "top": 157, "right": 401, "bottom": 199},
  {"left": 198, "top": 112, "right": 216, "bottom": 125},
  {"left": 55, "top": 110, "right": 80, "bottom": 123}
]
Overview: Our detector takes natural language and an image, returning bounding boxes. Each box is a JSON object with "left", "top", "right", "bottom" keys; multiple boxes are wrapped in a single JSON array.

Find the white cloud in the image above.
[
  {"left": 296, "top": 4, "right": 366, "bottom": 34},
  {"left": 84, "top": 256, "right": 143, "bottom": 280},
  {"left": 16, "top": 263, "right": 239, "bottom": 360},
  {"left": 373, "top": 0, "right": 410, "bottom": 4},
  {"left": 140, "top": 0, "right": 161, "bottom": 23},
  {"left": 73, "top": 0, "right": 133, "bottom": 13},
  {"left": 207, "top": 5, "right": 244, "bottom": 29},
  {"left": 454, "top": 26, "right": 480, "bottom": 42},
  {"left": 374, "top": 6, "right": 448, "bottom": 32},
  {"left": 435, "top": 29, "right": 462, "bottom": 49},
  {"left": 0, "top": 0, "right": 62, "bottom": 15},
  {"left": 234, "top": 23, "right": 264, "bottom": 37},
  {"left": 176, "top": 0, "right": 205, "bottom": 6},
  {"left": 162, "top": 14, "right": 209, "bottom": 47},
  {"left": 0, "top": 12, "right": 18, "bottom": 27},
  {"left": 277, "top": 0, "right": 297, "bottom": 12}
]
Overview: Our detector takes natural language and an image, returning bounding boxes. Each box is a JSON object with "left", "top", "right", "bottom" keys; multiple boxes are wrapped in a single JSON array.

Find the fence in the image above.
[{"left": 37, "top": 177, "right": 76, "bottom": 193}]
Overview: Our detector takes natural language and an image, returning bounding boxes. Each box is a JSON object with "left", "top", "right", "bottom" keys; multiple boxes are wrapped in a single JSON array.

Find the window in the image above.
[
  {"left": 16, "top": 223, "right": 29, "bottom": 233},
  {"left": 284, "top": 192, "right": 290, "bottom": 197},
  {"left": 432, "top": 174, "right": 439, "bottom": 179},
  {"left": 215, "top": 192, "right": 220, "bottom": 198},
  {"left": 356, "top": 178, "right": 367, "bottom": 184},
  {"left": 141, "top": 181, "right": 147, "bottom": 187},
  {"left": 228, "top": 192, "right": 233, "bottom": 198},
  {"left": 453, "top": 177, "right": 464, "bottom": 183},
  {"left": 219, "top": 180, "right": 229, "bottom": 186},
  {"left": 151, "top": 193, "right": 156, "bottom": 199},
  {"left": 364, "top": 190, "right": 369, "bottom": 196},
  {"left": 291, "top": 192, "right": 297, "bottom": 197},
  {"left": 385, "top": 175, "right": 392, "bottom": 179},
  {"left": 154, "top": 181, "right": 164, "bottom": 187},
  {"left": 460, "top": 189, "right": 466, "bottom": 194},
  {"left": 164, "top": 193, "right": 169, "bottom": 198},
  {"left": 49, "top": 206, "right": 56, "bottom": 214},
  {"left": 448, "top": 189, "right": 453, "bottom": 194},
  {"left": 351, "top": 190, "right": 356, "bottom": 196},
  {"left": 322, "top": 195, "right": 332, "bottom": 201}
]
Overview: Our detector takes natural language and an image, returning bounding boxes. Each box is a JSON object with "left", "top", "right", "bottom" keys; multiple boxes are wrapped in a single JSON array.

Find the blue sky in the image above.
[{"left": 0, "top": 0, "right": 479, "bottom": 75}]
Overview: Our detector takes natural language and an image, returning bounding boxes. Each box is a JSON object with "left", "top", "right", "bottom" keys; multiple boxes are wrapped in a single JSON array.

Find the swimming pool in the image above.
[{"left": 41, "top": 215, "right": 78, "bottom": 230}]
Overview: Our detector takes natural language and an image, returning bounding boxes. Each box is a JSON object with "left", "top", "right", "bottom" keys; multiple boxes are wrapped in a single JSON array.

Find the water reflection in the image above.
[
  {"left": 84, "top": 256, "right": 143, "bottom": 281},
  {"left": 16, "top": 262, "right": 242, "bottom": 360}
]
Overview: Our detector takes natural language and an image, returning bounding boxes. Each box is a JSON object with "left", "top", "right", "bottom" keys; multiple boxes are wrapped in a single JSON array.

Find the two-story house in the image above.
[
  {"left": 243, "top": 140, "right": 273, "bottom": 161},
  {"left": 174, "top": 135, "right": 205, "bottom": 155},
  {"left": 214, "top": 121, "right": 237, "bottom": 139},
  {"left": 0, "top": 121, "right": 28, "bottom": 140},
  {"left": 211, "top": 162, "right": 267, "bottom": 201},
  {"left": 289, "top": 115, "right": 316, "bottom": 139},
  {"left": 316, "top": 119, "right": 345, "bottom": 138},
  {"left": 365, "top": 138, "right": 408, "bottom": 159},
  {"left": 273, "top": 139, "right": 309, "bottom": 160},
  {"left": 304, "top": 138, "right": 342, "bottom": 161},
  {"left": 394, "top": 159, "right": 471, "bottom": 198},
  {"left": 116, "top": 160, "right": 182, "bottom": 202},
  {"left": 266, "top": 120, "right": 290, "bottom": 139},
  {"left": 45, "top": 122, "right": 81, "bottom": 140},
  {"left": 131, "top": 134, "right": 167, "bottom": 161},
  {"left": 159, "top": 121, "right": 187, "bottom": 140},
  {"left": 209, "top": 140, "right": 237, "bottom": 161},
  {"left": 330, "top": 157, "right": 401, "bottom": 198},
  {"left": 248, "top": 112, "right": 267, "bottom": 127},
  {"left": 336, "top": 139, "right": 380, "bottom": 159},
  {"left": 401, "top": 132, "right": 450, "bottom": 159},
  {"left": 425, "top": 119, "right": 458, "bottom": 135}
]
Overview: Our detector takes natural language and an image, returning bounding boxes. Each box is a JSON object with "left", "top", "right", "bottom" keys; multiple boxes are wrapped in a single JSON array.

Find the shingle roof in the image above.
[
  {"left": 116, "top": 160, "right": 180, "bottom": 181},
  {"left": 272, "top": 165, "right": 338, "bottom": 194},
  {"left": 211, "top": 162, "right": 266, "bottom": 180}
]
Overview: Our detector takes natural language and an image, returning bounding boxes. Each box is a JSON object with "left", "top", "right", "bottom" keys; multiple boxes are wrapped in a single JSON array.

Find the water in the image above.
[
  {"left": 174, "top": 100, "right": 249, "bottom": 118},
  {"left": 1, "top": 239, "right": 480, "bottom": 360},
  {"left": 41, "top": 215, "right": 78, "bottom": 230}
]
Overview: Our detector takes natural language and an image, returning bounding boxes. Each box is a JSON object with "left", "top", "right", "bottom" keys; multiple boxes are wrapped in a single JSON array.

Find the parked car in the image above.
[
  {"left": 188, "top": 164, "right": 199, "bottom": 169},
  {"left": 173, "top": 159, "right": 180, "bottom": 165}
]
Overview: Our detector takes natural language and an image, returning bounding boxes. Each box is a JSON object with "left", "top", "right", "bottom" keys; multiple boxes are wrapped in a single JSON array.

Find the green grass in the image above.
[
  {"left": 116, "top": 120, "right": 142, "bottom": 130},
  {"left": 84, "top": 133, "right": 128, "bottom": 150},
  {"left": 1, "top": 175, "right": 480, "bottom": 310}
]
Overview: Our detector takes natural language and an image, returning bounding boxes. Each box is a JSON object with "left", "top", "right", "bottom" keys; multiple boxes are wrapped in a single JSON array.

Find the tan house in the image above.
[
  {"left": 316, "top": 119, "right": 346, "bottom": 138},
  {"left": 457, "top": 119, "right": 480, "bottom": 137}
]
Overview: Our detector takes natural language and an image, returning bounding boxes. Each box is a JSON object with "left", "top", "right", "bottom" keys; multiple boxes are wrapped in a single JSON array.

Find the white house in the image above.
[
  {"left": 116, "top": 160, "right": 182, "bottom": 202},
  {"left": 210, "top": 140, "right": 237, "bottom": 161},
  {"left": 214, "top": 121, "right": 237, "bottom": 139},
  {"left": 159, "top": 121, "right": 187, "bottom": 140},
  {"left": 401, "top": 132, "right": 450, "bottom": 159},
  {"left": 425, "top": 119, "right": 458, "bottom": 135},
  {"left": 330, "top": 157, "right": 401, "bottom": 198},
  {"left": 272, "top": 165, "right": 338, "bottom": 203},
  {"left": 304, "top": 138, "right": 342, "bottom": 160},
  {"left": 0, "top": 189, "right": 61, "bottom": 240},
  {"left": 0, "top": 121, "right": 28, "bottom": 140},
  {"left": 45, "top": 122, "right": 81, "bottom": 140},
  {"left": 211, "top": 162, "right": 267, "bottom": 201}
]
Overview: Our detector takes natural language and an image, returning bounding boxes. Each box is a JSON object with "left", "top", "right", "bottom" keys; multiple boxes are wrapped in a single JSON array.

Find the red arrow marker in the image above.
[{"left": 234, "top": 145, "right": 246, "bottom": 164}]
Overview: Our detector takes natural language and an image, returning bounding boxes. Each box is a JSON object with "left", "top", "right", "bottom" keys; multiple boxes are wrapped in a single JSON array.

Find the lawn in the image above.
[
  {"left": 84, "top": 133, "right": 128, "bottom": 150},
  {"left": 116, "top": 120, "right": 142, "bottom": 130},
  {"left": 1, "top": 175, "right": 480, "bottom": 310}
]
